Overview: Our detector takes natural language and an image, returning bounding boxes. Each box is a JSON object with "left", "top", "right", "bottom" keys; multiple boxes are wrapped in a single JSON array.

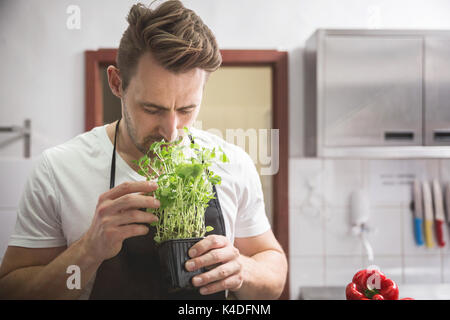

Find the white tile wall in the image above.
[
  {"left": 324, "top": 207, "right": 363, "bottom": 256},
  {"left": 367, "top": 207, "right": 402, "bottom": 256},
  {"left": 403, "top": 255, "right": 442, "bottom": 284},
  {"left": 438, "top": 159, "right": 450, "bottom": 182},
  {"left": 367, "top": 159, "right": 440, "bottom": 208},
  {"left": 289, "top": 206, "right": 324, "bottom": 256},
  {"left": 289, "top": 157, "right": 450, "bottom": 299},
  {"left": 289, "top": 256, "right": 324, "bottom": 298},
  {"left": 443, "top": 255, "right": 450, "bottom": 283},
  {"left": 289, "top": 158, "right": 323, "bottom": 209},
  {"left": 325, "top": 255, "right": 363, "bottom": 286},
  {"left": 323, "top": 159, "right": 364, "bottom": 208}
]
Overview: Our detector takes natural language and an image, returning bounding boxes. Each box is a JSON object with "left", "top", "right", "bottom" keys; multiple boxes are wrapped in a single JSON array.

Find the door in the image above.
[
  {"left": 196, "top": 66, "right": 274, "bottom": 225},
  {"left": 323, "top": 35, "right": 423, "bottom": 147}
]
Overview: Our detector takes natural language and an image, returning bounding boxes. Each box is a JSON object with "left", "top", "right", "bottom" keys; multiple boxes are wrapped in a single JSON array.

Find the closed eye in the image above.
[
  {"left": 143, "top": 108, "right": 160, "bottom": 115},
  {"left": 141, "top": 103, "right": 196, "bottom": 115},
  {"left": 178, "top": 108, "right": 194, "bottom": 115}
]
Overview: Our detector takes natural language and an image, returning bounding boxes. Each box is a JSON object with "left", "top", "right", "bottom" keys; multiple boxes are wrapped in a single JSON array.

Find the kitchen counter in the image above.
[{"left": 298, "top": 284, "right": 450, "bottom": 300}]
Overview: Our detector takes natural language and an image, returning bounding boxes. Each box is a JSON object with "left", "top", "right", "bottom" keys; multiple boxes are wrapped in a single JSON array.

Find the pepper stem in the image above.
[{"left": 364, "top": 288, "right": 380, "bottom": 299}]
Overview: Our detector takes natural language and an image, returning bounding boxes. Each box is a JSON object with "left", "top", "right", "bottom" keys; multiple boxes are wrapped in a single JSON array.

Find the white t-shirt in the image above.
[{"left": 8, "top": 124, "right": 270, "bottom": 298}]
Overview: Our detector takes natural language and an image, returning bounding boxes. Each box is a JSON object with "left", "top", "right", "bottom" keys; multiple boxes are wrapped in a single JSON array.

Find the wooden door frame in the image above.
[{"left": 85, "top": 49, "right": 290, "bottom": 299}]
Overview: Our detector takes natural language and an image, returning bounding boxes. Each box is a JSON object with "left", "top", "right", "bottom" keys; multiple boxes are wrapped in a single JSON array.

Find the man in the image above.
[{"left": 0, "top": 0, "right": 287, "bottom": 299}]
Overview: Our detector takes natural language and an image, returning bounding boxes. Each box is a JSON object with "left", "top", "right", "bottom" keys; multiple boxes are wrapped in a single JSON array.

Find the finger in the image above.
[
  {"left": 112, "top": 209, "right": 158, "bottom": 226},
  {"left": 186, "top": 246, "right": 239, "bottom": 272},
  {"left": 109, "top": 193, "right": 160, "bottom": 214},
  {"left": 191, "top": 260, "right": 241, "bottom": 287},
  {"left": 101, "top": 180, "right": 158, "bottom": 201},
  {"left": 188, "top": 235, "right": 228, "bottom": 258},
  {"left": 119, "top": 223, "right": 150, "bottom": 240},
  {"left": 198, "top": 273, "right": 244, "bottom": 295}
]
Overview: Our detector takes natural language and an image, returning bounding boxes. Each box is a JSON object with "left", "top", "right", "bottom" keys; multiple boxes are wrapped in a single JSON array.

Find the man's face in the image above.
[{"left": 120, "top": 52, "right": 206, "bottom": 155}]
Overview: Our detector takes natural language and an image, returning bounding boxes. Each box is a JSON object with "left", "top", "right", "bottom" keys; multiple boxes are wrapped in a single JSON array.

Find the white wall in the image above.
[{"left": 2, "top": 0, "right": 450, "bottom": 298}]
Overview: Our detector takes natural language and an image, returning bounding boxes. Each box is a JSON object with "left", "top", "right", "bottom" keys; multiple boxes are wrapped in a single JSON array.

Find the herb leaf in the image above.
[{"left": 136, "top": 127, "right": 228, "bottom": 243}]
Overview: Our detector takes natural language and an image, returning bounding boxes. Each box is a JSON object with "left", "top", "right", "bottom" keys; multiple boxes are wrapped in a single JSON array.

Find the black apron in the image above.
[{"left": 89, "top": 119, "right": 227, "bottom": 300}]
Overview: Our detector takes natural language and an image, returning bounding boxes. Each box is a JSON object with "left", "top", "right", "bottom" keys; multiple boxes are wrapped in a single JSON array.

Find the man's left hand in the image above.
[{"left": 185, "top": 234, "right": 243, "bottom": 295}]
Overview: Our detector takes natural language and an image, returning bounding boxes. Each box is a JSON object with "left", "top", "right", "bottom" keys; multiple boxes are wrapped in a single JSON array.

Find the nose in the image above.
[{"left": 158, "top": 111, "right": 179, "bottom": 142}]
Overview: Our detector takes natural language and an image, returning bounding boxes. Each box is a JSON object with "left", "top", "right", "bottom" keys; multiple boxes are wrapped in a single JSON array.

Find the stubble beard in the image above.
[{"left": 122, "top": 102, "right": 161, "bottom": 157}]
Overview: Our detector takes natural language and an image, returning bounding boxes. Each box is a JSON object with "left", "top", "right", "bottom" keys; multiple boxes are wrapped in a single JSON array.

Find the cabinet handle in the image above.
[
  {"left": 434, "top": 131, "right": 450, "bottom": 141},
  {"left": 384, "top": 131, "right": 414, "bottom": 141}
]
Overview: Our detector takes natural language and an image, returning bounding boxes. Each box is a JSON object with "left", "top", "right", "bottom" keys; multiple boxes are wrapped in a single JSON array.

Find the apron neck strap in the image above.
[{"left": 110, "top": 118, "right": 121, "bottom": 189}]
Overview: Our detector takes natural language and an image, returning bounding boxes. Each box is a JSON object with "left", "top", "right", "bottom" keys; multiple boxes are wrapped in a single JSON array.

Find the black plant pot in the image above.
[{"left": 157, "top": 237, "right": 205, "bottom": 290}]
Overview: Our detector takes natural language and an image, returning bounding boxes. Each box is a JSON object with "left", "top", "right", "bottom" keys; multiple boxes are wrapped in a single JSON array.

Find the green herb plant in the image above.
[{"left": 132, "top": 127, "right": 228, "bottom": 244}]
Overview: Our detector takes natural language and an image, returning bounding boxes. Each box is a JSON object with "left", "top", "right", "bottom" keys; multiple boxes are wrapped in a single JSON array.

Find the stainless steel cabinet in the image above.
[
  {"left": 305, "top": 29, "right": 450, "bottom": 158},
  {"left": 425, "top": 37, "right": 450, "bottom": 146},
  {"left": 323, "top": 35, "right": 423, "bottom": 147}
]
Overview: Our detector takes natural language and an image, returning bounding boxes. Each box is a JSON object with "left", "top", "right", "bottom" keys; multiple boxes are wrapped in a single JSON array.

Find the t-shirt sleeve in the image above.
[
  {"left": 8, "top": 151, "right": 67, "bottom": 248},
  {"left": 234, "top": 149, "right": 271, "bottom": 238}
]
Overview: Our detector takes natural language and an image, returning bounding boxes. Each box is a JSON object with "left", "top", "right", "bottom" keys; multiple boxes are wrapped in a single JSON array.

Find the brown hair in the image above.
[{"left": 117, "top": 0, "right": 222, "bottom": 90}]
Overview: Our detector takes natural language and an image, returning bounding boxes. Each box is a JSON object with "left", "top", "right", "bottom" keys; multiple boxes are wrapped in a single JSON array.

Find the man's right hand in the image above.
[{"left": 81, "top": 180, "right": 160, "bottom": 262}]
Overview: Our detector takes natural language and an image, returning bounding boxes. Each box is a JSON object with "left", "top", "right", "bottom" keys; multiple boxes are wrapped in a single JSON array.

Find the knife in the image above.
[
  {"left": 422, "top": 181, "right": 434, "bottom": 248},
  {"left": 432, "top": 180, "right": 446, "bottom": 247},
  {"left": 412, "top": 180, "right": 424, "bottom": 246},
  {"left": 444, "top": 183, "right": 450, "bottom": 241}
]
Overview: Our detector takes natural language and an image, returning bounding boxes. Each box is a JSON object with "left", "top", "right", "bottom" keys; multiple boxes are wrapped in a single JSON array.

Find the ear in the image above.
[{"left": 107, "top": 65, "right": 123, "bottom": 98}]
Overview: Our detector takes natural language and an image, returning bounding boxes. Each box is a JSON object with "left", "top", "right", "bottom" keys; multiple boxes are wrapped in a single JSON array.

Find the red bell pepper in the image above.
[{"left": 346, "top": 269, "right": 399, "bottom": 300}]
